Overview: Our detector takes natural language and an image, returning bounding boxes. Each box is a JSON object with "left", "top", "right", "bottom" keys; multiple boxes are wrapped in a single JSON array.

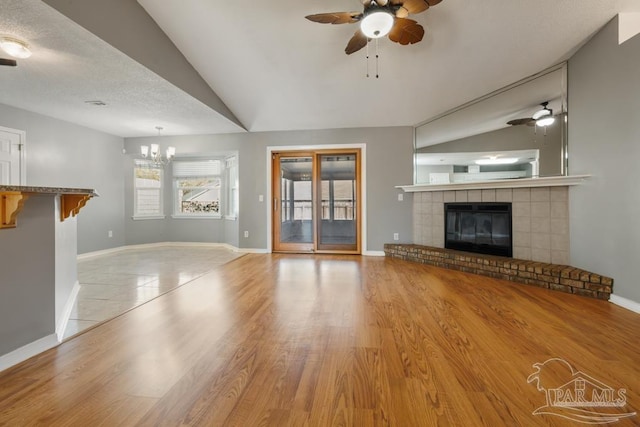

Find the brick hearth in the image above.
[{"left": 384, "top": 244, "right": 612, "bottom": 300}]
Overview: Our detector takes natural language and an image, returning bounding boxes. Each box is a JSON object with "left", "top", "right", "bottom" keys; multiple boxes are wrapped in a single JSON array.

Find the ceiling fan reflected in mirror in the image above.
[
  {"left": 305, "top": 0, "right": 444, "bottom": 55},
  {"left": 0, "top": 36, "right": 33, "bottom": 67},
  {"left": 507, "top": 102, "right": 556, "bottom": 128}
]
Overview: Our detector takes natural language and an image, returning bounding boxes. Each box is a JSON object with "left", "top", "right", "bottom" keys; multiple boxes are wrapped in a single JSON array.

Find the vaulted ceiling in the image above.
[{"left": 1, "top": 0, "right": 639, "bottom": 137}]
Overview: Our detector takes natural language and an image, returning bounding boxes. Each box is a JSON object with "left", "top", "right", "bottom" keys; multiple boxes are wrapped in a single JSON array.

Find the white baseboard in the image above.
[
  {"left": 77, "top": 245, "right": 126, "bottom": 260},
  {"left": 237, "top": 248, "right": 269, "bottom": 254},
  {"left": 78, "top": 242, "right": 269, "bottom": 260},
  {"left": 164, "top": 242, "right": 268, "bottom": 253},
  {"left": 0, "top": 334, "right": 59, "bottom": 373},
  {"left": 363, "top": 250, "right": 386, "bottom": 257},
  {"left": 80, "top": 242, "right": 384, "bottom": 258},
  {"left": 56, "top": 281, "right": 80, "bottom": 341},
  {"left": 609, "top": 294, "right": 640, "bottom": 314}
]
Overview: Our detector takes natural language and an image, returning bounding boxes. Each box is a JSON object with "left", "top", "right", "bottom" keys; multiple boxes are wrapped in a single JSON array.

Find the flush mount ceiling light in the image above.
[
  {"left": 360, "top": 10, "right": 395, "bottom": 38},
  {"left": 475, "top": 157, "right": 519, "bottom": 165},
  {"left": 0, "top": 36, "right": 32, "bottom": 59}
]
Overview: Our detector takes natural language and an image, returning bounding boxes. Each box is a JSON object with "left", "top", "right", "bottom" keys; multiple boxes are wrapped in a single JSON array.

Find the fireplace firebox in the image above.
[{"left": 445, "top": 203, "right": 512, "bottom": 257}]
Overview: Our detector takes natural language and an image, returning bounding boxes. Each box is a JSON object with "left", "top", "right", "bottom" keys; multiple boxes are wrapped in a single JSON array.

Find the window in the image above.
[
  {"left": 321, "top": 179, "right": 355, "bottom": 220},
  {"left": 173, "top": 159, "right": 222, "bottom": 217},
  {"left": 281, "top": 178, "right": 291, "bottom": 222},
  {"left": 225, "top": 156, "right": 239, "bottom": 219},
  {"left": 133, "top": 160, "right": 163, "bottom": 219},
  {"left": 293, "top": 180, "right": 313, "bottom": 220}
]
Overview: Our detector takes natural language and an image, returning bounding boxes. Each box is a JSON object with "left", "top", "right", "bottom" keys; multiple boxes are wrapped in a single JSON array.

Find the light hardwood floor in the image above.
[{"left": 0, "top": 254, "right": 638, "bottom": 426}]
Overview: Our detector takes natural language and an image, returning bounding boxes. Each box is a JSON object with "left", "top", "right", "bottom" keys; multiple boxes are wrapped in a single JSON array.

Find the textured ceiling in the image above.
[
  {"left": 0, "top": 0, "right": 244, "bottom": 137},
  {"left": 1, "top": 0, "right": 640, "bottom": 137}
]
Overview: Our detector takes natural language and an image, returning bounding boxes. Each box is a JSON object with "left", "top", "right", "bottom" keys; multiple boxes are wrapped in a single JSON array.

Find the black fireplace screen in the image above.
[{"left": 445, "top": 203, "right": 512, "bottom": 257}]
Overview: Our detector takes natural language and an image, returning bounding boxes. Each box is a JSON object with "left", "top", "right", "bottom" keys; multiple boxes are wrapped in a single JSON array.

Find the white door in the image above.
[{"left": 0, "top": 128, "right": 23, "bottom": 185}]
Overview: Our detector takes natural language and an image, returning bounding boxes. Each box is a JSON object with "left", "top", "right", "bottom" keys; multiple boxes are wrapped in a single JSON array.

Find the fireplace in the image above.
[{"left": 445, "top": 203, "right": 512, "bottom": 257}]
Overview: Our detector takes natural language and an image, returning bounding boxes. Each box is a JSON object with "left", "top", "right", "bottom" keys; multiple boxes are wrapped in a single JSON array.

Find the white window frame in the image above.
[
  {"left": 172, "top": 159, "right": 223, "bottom": 219},
  {"left": 225, "top": 156, "right": 239, "bottom": 220},
  {"left": 133, "top": 160, "right": 165, "bottom": 220}
]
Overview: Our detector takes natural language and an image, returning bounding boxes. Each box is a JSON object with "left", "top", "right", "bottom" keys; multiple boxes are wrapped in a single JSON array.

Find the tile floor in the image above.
[{"left": 64, "top": 245, "right": 242, "bottom": 339}]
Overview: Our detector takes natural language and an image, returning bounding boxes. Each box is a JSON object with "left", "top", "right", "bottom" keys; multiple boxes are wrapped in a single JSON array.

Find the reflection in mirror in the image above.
[
  {"left": 417, "top": 149, "right": 540, "bottom": 184},
  {"left": 414, "top": 64, "right": 567, "bottom": 185}
]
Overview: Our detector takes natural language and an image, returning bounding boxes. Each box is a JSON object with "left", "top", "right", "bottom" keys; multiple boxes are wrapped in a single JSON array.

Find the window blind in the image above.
[{"left": 173, "top": 160, "right": 221, "bottom": 177}]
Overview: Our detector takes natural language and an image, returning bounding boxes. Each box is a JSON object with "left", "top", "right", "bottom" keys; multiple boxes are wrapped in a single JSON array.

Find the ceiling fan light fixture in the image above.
[
  {"left": 532, "top": 101, "right": 553, "bottom": 120},
  {"left": 0, "top": 36, "right": 32, "bottom": 59},
  {"left": 532, "top": 108, "right": 550, "bottom": 120},
  {"left": 360, "top": 10, "right": 394, "bottom": 38},
  {"left": 536, "top": 115, "right": 555, "bottom": 127}
]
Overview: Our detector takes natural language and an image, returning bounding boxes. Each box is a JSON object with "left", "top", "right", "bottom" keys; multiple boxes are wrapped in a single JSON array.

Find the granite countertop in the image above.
[{"left": 0, "top": 185, "right": 99, "bottom": 196}]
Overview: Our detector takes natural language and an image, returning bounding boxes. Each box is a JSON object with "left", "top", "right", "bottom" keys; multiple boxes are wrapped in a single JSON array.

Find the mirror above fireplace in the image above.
[{"left": 414, "top": 63, "right": 567, "bottom": 186}]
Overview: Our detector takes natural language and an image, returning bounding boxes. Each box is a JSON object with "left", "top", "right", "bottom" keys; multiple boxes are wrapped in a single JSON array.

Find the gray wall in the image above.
[
  {"left": 122, "top": 143, "right": 238, "bottom": 247},
  {"left": 0, "top": 196, "right": 56, "bottom": 355},
  {"left": 0, "top": 103, "right": 125, "bottom": 254},
  {"left": 568, "top": 16, "right": 640, "bottom": 303},
  {"left": 124, "top": 126, "right": 414, "bottom": 252}
]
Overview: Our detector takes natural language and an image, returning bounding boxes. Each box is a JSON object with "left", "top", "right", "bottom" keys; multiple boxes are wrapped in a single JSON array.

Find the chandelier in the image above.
[{"left": 140, "top": 126, "right": 175, "bottom": 166}]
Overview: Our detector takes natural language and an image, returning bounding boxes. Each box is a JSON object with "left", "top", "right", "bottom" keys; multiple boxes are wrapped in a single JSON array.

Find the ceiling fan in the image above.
[
  {"left": 0, "top": 37, "right": 32, "bottom": 67},
  {"left": 507, "top": 102, "right": 556, "bottom": 127},
  {"left": 306, "top": 0, "right": 443, "bottom": 55}
]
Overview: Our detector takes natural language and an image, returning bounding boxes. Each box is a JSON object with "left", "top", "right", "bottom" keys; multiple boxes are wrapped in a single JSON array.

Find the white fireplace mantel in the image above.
[{"left": 396, "top": 175, "right": 590, "bottom": 193}]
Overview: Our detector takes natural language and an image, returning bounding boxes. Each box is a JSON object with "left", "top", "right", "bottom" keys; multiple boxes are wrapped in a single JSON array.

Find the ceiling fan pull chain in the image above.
[
  {"left": 366, "top": 39, "right": 370, "bottom": 78},
  {"left": 375, "top": 38, "right": 380, "bottom": 78}
]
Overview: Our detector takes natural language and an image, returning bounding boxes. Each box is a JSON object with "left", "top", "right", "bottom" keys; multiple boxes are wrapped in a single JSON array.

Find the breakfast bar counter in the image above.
[{"left": 0, "top": 185, "right": 97, "bottom": 371}]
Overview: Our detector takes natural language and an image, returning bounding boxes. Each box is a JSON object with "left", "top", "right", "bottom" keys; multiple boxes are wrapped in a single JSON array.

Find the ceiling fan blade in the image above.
[
  {"left": 507, "top": 118, "right": 535, "bottom": 126},
  {"left": 390, "top": 0, "right": 429, "bottom": 15},
  {"left": 0, "top": 58, "right": 17, "bottom": 67},
  {"left": 345, "top": 30, "right": 368, "bottom": 55},
  {"left": 426, "top": 0, "right": 443, "bottom": 5},
  {"left": 305, "top": 12, "right": 362, "bottom": 24},
  {"left": 388, "top": 18, "right": 425, "bottom": 45},
  {"left": 395, "top": 7, "right": 409, "bottom": 18}
]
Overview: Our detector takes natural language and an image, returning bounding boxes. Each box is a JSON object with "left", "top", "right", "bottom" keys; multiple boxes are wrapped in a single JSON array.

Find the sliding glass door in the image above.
[
  {"left": 317, "top": 154, "right": 358, "bottom": 252},
  {"left": 273, "top": 154, "right": 315, "bottom": 252},
  {"left": 272, "top": 150, "right": 360, "bottom": 254}
]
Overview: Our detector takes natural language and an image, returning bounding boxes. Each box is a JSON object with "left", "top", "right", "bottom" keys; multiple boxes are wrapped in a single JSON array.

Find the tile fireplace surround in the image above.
[
  {"left": 393, "top": 183, "right": 613, "bottom": 300},
  {"left": 413, "top": 187, "right": 568, "bottom": 264}
]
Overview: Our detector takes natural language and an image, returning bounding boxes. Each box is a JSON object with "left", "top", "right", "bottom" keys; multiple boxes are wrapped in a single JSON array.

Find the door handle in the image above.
[{"left": 274, "top": 198, "right": 278, "bottom": 211}]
